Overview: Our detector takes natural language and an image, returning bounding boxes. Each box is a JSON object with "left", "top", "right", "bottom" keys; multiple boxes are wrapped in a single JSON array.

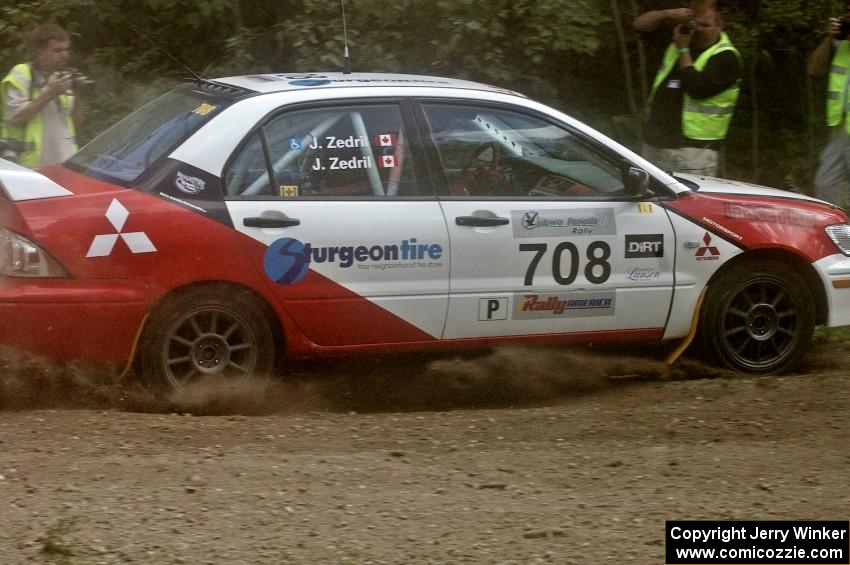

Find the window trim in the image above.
[{"left": 221, "top": 97, "right": 436, "bottom": 201}]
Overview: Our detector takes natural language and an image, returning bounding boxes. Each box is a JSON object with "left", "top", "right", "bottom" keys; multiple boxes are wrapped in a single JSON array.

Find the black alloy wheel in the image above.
[
  {"left": 139, "top": 288, "right": 274, "bottom": 393},
  {"left": 700, "top": 259, "right": 815, "bottom": 374}
]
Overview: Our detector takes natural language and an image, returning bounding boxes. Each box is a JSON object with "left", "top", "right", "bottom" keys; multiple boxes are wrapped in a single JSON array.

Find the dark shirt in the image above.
[{"left": 644, "top": 39, "right": 742, "bottom": 148}]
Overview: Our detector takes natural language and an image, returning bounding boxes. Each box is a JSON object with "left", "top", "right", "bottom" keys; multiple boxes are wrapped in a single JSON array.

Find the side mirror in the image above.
[{"left": 625, "top": 166, "right": 650, "bottom": 198}]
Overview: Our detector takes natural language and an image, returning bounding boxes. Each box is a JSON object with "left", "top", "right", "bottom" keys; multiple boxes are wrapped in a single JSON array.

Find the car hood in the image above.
[
  {"left": 0, "top": 158, "right": 73, "bottom": 201},
  {"left": 676, "top": 173, "right": 829, "bottom": 206}
]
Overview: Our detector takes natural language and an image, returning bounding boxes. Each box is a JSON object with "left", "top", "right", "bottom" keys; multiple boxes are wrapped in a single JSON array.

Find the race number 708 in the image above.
[{"left": 519, "top": 241, "right": 611, "bottom": 286}]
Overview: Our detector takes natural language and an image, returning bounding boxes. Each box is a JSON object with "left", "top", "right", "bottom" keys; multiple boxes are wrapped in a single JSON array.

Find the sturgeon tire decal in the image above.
[{"left": 264, "top": 237, "right": 310, "bottom": 285}]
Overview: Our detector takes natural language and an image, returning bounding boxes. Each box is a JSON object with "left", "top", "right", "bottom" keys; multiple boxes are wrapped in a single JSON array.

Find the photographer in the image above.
[
  {"left": 1, "top": 24, "right": 79, "bottom": 167},
  {"left": 634, "top": 1, "right": 742, "bottom": 176},
  {"left": 808, "top": 5, "right": 850, "bottom": 207}
]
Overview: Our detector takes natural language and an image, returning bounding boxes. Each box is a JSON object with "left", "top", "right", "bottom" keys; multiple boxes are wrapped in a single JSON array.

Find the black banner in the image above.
[
  {"left": 666, "top": 521, "right": 849, "bottom": 564},
  {"left": 624, "top": 234, "right": 664, "bottom": 258}
]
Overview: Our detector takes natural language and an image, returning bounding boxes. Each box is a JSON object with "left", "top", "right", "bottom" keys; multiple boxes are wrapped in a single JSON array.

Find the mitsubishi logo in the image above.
[
  {"left": 86, "top": 199, "right": 157, "bottom": 258},
  {"left": 695, "top": 232, "right": 720, "bottom": 261}
]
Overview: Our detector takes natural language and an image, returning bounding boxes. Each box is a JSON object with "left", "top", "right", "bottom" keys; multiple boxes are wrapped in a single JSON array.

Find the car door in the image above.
[
  {"left": 418, "top": 101, "right": 676, "bottom": 340},
  {"left": 225, "top": 100, "right": 450, "bottom": 346}
]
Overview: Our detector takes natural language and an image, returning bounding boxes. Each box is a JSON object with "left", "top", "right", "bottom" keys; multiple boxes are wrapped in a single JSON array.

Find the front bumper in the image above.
[
  {"left": 815, "top": 254, "right": 850, "bottom": 327},
  {"left": 0, "top": 277, "right": 154, "bottom": 366}
]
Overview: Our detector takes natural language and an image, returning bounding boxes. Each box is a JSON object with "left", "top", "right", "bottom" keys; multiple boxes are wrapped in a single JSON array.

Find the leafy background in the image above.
[{"left": 0, "top": 0, "right": 839, "bottom": 191}]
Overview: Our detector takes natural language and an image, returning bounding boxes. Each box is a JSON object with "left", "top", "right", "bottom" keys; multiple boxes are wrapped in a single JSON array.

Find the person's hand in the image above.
[
  {"left": 44, "top": 72, "right": 74, "bottom": 98},
  {"left": 829, "top": 17, "right": 841, "bottom": 38},
  {"left": 673, "top": 24, "right": 693, "bottom": 48},
  {"left": 665, "top": 8, "right": 692, "bottom": 23}
]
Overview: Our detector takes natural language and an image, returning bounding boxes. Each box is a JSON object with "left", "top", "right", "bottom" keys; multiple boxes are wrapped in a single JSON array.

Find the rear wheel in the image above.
[
  {"left": 699, "top": 260, "right": 815, "bottom": 375},
  {"left": 138, "top": 287, "right": 275, "bottom": 392}
]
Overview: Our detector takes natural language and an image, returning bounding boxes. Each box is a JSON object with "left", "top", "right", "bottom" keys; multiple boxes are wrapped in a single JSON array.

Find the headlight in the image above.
[
  {"left": 0, "top": 227, "right": 70, "bottom": 277},
  {"left": 825, "top": 223, "right": 850, "bottom": 257}
]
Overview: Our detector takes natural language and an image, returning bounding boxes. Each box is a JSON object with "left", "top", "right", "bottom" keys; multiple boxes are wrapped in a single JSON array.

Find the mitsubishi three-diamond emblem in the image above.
[
  {"left": 695, "top": 232, "right": 720, "bottom": 261},
  {"left": 86, "top": 199, "right": 157, "bottom": 258}
]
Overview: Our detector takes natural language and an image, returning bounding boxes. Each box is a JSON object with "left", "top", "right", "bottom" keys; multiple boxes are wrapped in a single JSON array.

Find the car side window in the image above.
[
  {"left": 225, "top": 104, "right": 417, "bottom": 198},
  {"left": 422, "top": 103, "right": 626, "bottom": 198}
]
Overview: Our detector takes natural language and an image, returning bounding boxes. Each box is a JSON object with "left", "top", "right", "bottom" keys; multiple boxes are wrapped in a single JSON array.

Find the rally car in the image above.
[{"left": 2, "top": 72, "right": 850, "bottom": 392}]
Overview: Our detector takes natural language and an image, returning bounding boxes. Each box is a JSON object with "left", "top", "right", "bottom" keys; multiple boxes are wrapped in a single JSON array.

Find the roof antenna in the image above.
[
  {"left": 127, "top": 23, "right": 204, "bottom": 82},
  {"left": 341, "top": 0, "right": 351, "bottom": 74}
]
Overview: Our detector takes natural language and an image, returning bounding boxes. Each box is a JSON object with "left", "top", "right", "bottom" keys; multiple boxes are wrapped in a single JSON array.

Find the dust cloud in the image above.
[{"left": 0, "top": 344, "right": 733, "bottom": 415}]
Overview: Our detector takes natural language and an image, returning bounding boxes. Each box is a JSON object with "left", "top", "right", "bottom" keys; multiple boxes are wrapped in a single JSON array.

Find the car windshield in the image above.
[{"left": 67, "top": 88, "right": 230, "bottom": 185}]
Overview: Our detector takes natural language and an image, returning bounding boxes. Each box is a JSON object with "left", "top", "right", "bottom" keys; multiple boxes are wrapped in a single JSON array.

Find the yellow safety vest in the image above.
[
  {"left": 1, "top": 63, "right": 76, "bottom": 168},
  {"left": 826, "top": 40, "right": 850, "bottom": 132},
  {"left": 649, "top": 32, "right": 741, "bottom": 141}
]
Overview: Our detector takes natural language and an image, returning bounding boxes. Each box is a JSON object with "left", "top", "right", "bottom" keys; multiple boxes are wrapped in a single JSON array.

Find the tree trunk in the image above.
[
  {"left": 749, "top": 34, "right": 760, "bottom": 180},
  {"left": 627, "top": 0, "right": 649, "bottom": 105},
  {"left": 610, "top": 0, "right": 639, "bottom": 116}
]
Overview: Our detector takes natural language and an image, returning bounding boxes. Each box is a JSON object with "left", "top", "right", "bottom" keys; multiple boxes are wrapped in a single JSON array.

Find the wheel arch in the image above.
[
  {"left": 133, "top": 279, "right": 285, "bottom": 370},
  {"left": 706, "top": 248, "right": 828, "bottom": 325}
]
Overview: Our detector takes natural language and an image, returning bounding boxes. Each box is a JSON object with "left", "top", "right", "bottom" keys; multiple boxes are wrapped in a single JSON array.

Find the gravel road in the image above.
[{"left": 1, "top": 341, "right": 849, "bottom": 564}]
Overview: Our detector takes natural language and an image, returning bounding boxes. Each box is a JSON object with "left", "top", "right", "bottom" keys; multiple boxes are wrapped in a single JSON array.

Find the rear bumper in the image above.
[
  {"left": 0, "top": 277, "right": 154, "bottom": 366},
  {"left": 815, "top": 254, "right": 850, "bottom": 327}
]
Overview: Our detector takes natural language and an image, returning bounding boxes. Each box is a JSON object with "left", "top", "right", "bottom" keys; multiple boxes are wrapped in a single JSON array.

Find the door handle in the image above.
[
  {"left": 243, "top": 216, "right": 301, "bottom": 228},
  {"left": 455, "top": 215, "right": 510, "bottom": 227}
]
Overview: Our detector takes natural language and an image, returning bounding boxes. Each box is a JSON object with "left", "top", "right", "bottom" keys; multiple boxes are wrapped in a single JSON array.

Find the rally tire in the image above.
[
  {"left": 138, "top": 287, "right": 275, "bottom": 393},
  {"left": 699, "top": 259, "right": 815, "bottom": 375}
]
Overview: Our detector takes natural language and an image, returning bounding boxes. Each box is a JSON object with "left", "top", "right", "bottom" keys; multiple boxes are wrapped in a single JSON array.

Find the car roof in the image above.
[{"left": 211, "top": 72, "right": 526, "bottom": 97}]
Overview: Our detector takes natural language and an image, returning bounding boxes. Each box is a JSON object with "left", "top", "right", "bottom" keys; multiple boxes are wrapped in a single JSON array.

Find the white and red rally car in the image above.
[{"left": 2, "top": 72, "right": 850, "bottom": 391}]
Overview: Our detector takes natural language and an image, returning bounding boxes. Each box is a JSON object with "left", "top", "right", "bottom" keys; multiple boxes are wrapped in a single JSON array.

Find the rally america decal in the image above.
[
  {"left": 263, "top": 237, "right": 445, "bottom": 285},
  {"left": 512, "top": 208, "right": 616, "bottom": 238},
  {"left": 513, "top": 292, "right": 615, "bottom": 319}
]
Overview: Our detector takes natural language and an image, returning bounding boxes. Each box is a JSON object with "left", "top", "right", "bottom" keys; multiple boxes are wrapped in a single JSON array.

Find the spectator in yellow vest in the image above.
[
  {"left": 1, "top": 24, "right": 78, "bottom": 168},
  {"left": 808, "top": 7, "right": 850, "bottom": 207},
  {"left": 634, "top": 0, "right": 742, "bottom": 177}
]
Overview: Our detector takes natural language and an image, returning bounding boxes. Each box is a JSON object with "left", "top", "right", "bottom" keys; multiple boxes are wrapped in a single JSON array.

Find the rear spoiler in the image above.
[{"left": 0, "top": 158, "right": 72, "bottom": 201}]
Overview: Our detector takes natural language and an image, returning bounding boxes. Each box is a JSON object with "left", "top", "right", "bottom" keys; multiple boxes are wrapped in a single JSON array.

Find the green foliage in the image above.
[{"left": 0, "top": 0, "right": 841, "bottom": 188}]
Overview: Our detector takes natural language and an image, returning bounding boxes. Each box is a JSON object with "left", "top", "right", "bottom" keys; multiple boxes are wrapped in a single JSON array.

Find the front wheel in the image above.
[
  {"left": 138, "top": 287, "right": 275, "bottom": 392},
  {"left": 699, "top": 260, "right": 815, "bottom": 375}
]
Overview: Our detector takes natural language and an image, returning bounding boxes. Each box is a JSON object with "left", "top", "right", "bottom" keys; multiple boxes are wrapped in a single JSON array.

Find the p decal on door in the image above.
[{"left": 479, "top": 298, "right": 509, "bottom": 321}]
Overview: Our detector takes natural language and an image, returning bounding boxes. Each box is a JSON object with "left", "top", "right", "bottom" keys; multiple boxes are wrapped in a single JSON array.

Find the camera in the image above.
[
  {"left": 0, "top": 139, "right": 36, "bottom": 163},
  {"left": 62, "top": 67, "right": 95, "bottom": 89},
  {"left": 680, "top": 17, "right": 695, "bottom": 34}
]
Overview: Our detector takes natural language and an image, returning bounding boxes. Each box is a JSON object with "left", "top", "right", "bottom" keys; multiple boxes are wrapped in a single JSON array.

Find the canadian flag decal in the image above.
[
  {"left": 379, "top": 155, "right": 398, "bottom": 168},
  {"left": 376, "top": 133, "right": 397, "bottom": 147}
]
